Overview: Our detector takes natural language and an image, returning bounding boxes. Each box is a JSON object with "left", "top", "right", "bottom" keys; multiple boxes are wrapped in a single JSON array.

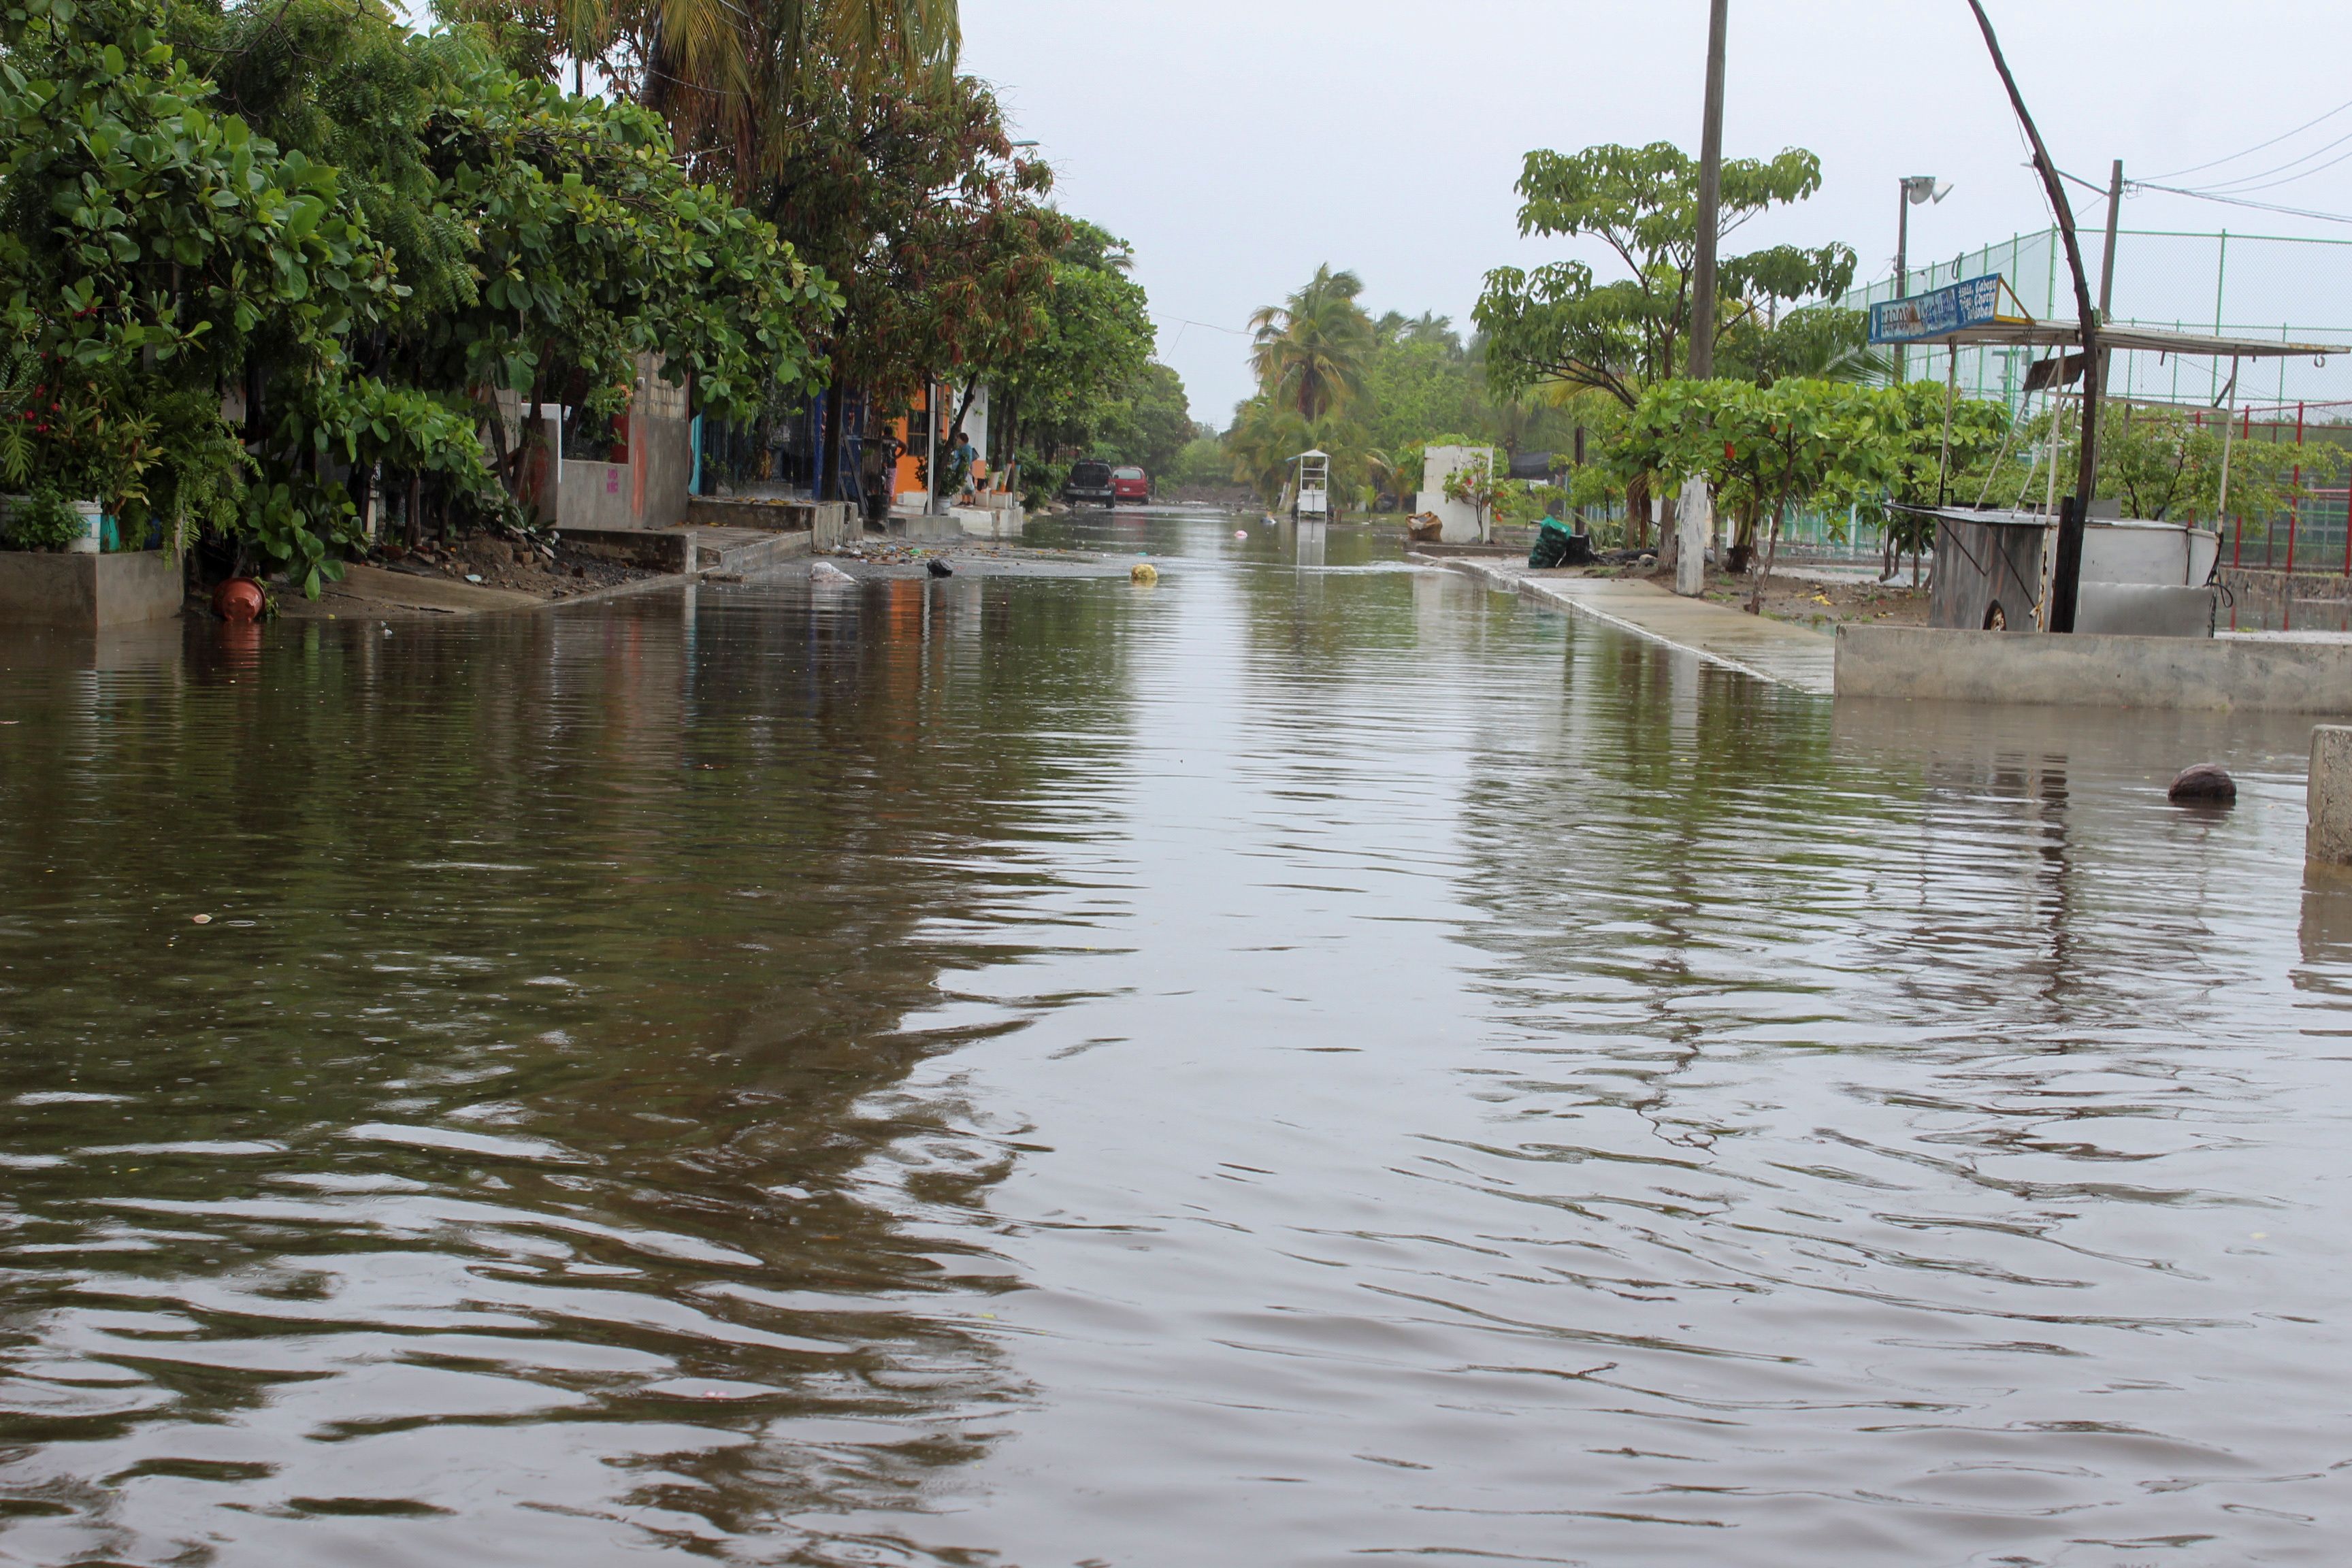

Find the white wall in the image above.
[{"left": 1417, "top": 444, "right": 1495, "bottom": 544}]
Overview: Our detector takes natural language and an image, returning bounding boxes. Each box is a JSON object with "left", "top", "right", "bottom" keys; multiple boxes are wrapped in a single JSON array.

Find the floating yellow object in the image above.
[{"left": 1131, "top": 563, "right": 1159, "bottom": 585}]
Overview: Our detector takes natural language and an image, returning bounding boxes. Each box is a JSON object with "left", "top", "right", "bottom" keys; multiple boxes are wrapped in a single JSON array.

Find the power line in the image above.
[
  {"left": 2144, "top": 95, "right": 2352, "bottom": 182},
  {"left": 2180, "top": 127, "right": 2352, "bottom": 195},
  {"left": 2130, "top": 180, "right": 2352, "bottom": 227},
  {"left": 2053, "top": 162, "right": 2352, "bottom": 228}
]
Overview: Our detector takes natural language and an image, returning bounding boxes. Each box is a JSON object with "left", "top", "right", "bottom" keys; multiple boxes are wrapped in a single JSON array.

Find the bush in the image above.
[
  {"left": 1169, "top": 436, "right": 1230, "bottom": 489},
  {"left": 2, "top": 494, "right": 81, "bottom": 552}
]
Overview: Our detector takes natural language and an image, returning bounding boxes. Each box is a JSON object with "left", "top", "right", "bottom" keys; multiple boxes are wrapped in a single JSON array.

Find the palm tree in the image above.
[
  {"left": 1248, "top": 265, "right": 1373, "bottom": 423},
  {"left": 527, "top": 0, "right": 962, "bottom": 192}
]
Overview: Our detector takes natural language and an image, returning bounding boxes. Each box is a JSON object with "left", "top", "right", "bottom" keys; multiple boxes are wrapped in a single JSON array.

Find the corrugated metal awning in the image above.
[{"left": 1903, "top": 320, "right": 2340, "bottom": 359}]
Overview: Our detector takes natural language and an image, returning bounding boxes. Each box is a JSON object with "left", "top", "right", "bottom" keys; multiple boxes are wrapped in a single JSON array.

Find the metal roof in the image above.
[
  {"left": 1901, "top": 319, "right": 2340, "bottom": 359},
  {"left": 1894, "top": 504, "right": 2216, "bottom": 532}
]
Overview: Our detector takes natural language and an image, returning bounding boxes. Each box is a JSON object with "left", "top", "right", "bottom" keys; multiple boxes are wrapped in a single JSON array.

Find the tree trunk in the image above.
[
  {"left": 1727, "top": 497, "right": 1758, "bottom": 575},
  {"left": 1748, "top": 498, "right": 1784, "bottom": 615},
  {"left": 1624, "top": 471, "right": 1650, "bottom": 550},
  {"left": 821, "top": 385, "right": 842, "bottom": 501}
]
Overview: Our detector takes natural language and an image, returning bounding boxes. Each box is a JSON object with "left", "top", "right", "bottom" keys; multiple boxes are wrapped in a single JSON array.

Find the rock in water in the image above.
[
  {"left": 927, "top": 558, "right": 953, "bottom": 578},
  {"left": 2168, "top": 763, "right": 2236, "bottom": 804},
  {"left": 810, "top": 561, "right": 855, "bottom": 584}
]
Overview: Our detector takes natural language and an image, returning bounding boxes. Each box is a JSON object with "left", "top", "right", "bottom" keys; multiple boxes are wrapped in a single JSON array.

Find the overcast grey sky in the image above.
[{"left": 960, "top": 1, "right": 2352, "bottom": 428}]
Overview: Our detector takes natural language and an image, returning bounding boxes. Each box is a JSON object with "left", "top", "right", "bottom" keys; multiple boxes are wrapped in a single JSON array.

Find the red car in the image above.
[{"left": 1110, "top": 465, "right": 1150, "bottom": 504}]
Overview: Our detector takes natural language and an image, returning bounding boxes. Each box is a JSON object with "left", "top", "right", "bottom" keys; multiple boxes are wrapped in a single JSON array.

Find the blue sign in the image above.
[{"left": 1869, "top": 273, "right": 2005, "bottom": 345}]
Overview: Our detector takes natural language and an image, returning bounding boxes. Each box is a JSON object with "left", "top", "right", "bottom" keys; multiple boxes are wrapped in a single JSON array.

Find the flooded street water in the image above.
[{"left": 3, "top": 510, "right": 2351, "bottom": 1567}]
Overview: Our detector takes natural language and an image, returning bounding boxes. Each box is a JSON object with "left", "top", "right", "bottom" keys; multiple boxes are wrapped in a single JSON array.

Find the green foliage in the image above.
[
  {"left": 1225, "top": 395, "right": 1375, "bottom": 511},
  {"left": 1618, "top": 376, "right": 1895, "bottom": 595},
  {"left": 1475, "top": 142, "right": 1856, "bottom": 408},
  {"left": 0, "top": 0, "right": 833, "bottom": 589},
  {"left": 760, "top": 69, "right": 1058, "bottom": 406},
  {"left": 0, "top": 0, "right": 393, "bottom": 566},
  {"left": 1168, "top": 430, "right": 1228, "bottom": 489},
  {"left": 990, "top": 219, "right": 1158, "bottom": 491},
  {"left": 1, "top": 491, "right": 78, "bottom": 550},
  {"left": 1250, "top": 264, "right": 1372, "bottom": 422},
  {"left": 1863, "top": 379, "right": 2010, "bottom": 565},
  {"left": 1090, "top": 360, "right": 1192, "bottom": 476},
  {"left": 1987, "top": 401, "right": 2351, "bottom": 526},
  {"left": 1717, "top": 305, "right": 1886, "bottom": 387},
  {"left": 1358, "top": 325, "right": 1480, "bottom": 456}
]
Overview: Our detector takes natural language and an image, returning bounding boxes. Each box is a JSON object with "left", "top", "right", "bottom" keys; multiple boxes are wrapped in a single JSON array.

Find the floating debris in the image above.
[{"left": 2169, "top": 763, "right": 2236, "bottom": 804}]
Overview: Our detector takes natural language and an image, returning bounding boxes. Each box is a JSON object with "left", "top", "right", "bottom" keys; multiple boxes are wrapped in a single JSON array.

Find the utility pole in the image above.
[
  {"left": 1965, "top": 0, "right": 2101, "bottom": 630},
  {"left": 1893, "top": 186, "right": 1908, "bottom": 387},
  {"left": 1677, "top": 0, "right": 1728, "bottom": 597},
  {"left": 2096, "top": 159, "right": 2123, "bottom": 402},
  {"left": 1688, "top": 0, "right": 1727, "bottom": 380},
  {"left": 2097, "top": 159, "right": 2123, "bottom": 318}
]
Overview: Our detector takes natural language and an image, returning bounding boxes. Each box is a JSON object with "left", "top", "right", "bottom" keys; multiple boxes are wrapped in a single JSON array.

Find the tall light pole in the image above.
[
  {"left": 1893, "top": 174, "right": 1948, "bottom": 386},
  {"left": 1677, "top": 0, "right": 1729, "bottom": 597}
]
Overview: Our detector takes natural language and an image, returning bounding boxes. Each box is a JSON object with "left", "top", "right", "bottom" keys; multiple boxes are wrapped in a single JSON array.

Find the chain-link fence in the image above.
[{"left": 1841, "top": 226, "right": 2352, "bottom": 415}]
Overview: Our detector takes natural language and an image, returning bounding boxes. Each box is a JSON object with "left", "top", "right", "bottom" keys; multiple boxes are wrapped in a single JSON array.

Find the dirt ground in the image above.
[
  {"left": 374, "top": 535, "right": 667, "bottom": 600},
  {"left": 266, "top": 535, "right": 671, "bottom": 620},
  {"left": 1603, "top": 560, "right": 1930, "bottom": 631}
]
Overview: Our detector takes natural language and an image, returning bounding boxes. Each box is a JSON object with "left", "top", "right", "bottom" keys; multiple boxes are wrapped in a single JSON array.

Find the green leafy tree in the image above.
[
  {"left": 1092, "top": 361, "right": 1192, "bottom": 477},
  {"left": 744, "top": 66, "right": 1061, "bottom": 495},
  {"left": 1358, "top": 330, "right": 1479, "bottom": 457},
  {"left": 988, "top": 218, "right": 1155, "bottom": 493},
  {"left": 0, "top": 0, "right": 836, "bottom": 589},
  {"left": 1475, "top": 143, "right": 1855, "bottom": 410},
  {"left": 1168, "top": 425, "right": 1228, "bottom": 490},
  {"left": 0, "top": 0, "right": 410, "bottom": 583},
  {"left": 1862, "top": 379, "right": 2009, "bottom": 583},
  {"left": 1618, "top": 377, "right": 1893, "bottom": 607},
  {"left": 1983, "top": 400, "right": 2351, "bottom": 536},
  {"left": 1717, "top": 304, "right": 1886, "bottom": 388},
  {"left": 1249, "top": 264, "right": 1373, "bottom": 421}
]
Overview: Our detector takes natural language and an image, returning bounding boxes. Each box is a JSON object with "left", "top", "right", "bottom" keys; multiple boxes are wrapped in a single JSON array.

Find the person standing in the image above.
[{"left": 945, "top": 428, "right": 978, "bottom": 502}]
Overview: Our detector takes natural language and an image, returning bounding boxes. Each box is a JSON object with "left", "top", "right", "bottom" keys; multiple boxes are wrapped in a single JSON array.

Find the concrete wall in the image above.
[
  {"left": 1417, "top": 445, "right": 1494, "bottom": 544},
  {"left": 0, "top": 550, "right": 182, "bottom": 630},
  {"left": 547, "top": 357, "right": 691, "bottom": 532},
  {"left": 1836, "top": 623, "right": 2352, "bottom": 711},
  {"left": 558, "top": 461, "right": 635, "bottom": 530},
  {"left": 634, "top": 414, "right": 691, "bottom": 529},
  {"left": 2310, "top": 726, "right": 2352, "bottom": 865},
  {"left": 2223, "top": 567, "right": 2352, "bottom": 626}
]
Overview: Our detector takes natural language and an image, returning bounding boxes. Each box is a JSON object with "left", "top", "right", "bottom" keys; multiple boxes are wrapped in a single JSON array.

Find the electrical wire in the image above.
[
  {"left": 2129, "top": 181, "right": 2352, "bottom": 227},
  {"left": 2179, "top": 127, "right": 2352, "bottom": 195},
  {"left": 2053, "top": 163, "right": 2352, "bottom": 228},
  {"left": 2143, "top": 95, "right": 2352, "bottom": 182}
]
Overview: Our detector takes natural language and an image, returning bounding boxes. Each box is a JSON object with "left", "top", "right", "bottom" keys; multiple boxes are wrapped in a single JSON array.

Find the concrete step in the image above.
[{"left": 692, "top": 528, "right": 810, "bottom": 574}]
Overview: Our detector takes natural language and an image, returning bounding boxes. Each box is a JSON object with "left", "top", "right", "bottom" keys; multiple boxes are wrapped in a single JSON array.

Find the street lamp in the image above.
[{"left": 1893, "top": 175, "right": 1950, "bottom": 384}]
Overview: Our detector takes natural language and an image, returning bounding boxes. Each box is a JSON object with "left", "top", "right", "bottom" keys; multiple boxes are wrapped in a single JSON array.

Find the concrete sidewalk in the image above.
[{"left": 1428, "top": 556, "right": 1835, "bottom": 695}]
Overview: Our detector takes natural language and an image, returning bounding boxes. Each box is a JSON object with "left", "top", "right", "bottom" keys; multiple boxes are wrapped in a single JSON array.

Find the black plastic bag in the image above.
[{"left": 1529, "top": 520, "right": 1591, "bottom": 569}]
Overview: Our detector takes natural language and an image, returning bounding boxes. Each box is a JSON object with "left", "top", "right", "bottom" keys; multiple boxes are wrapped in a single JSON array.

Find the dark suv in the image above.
[{"left": 1062, "top": 460, "right": 1115, "bottom": 507}]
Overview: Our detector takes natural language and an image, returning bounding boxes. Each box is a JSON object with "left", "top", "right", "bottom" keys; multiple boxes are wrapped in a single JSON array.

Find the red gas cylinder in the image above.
[{"left": 213, "top": 578, "right": 265, "bottom": 622}]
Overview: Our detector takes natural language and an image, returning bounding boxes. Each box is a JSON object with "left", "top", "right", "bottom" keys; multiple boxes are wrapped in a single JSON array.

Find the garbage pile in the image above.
[{"left": 1527, "top": 520, "right": 1595, "bottom": 570}]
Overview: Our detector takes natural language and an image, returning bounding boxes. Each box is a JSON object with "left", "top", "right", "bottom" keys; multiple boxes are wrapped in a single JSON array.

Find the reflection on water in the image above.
[{"left": 3, "top": 513, "right": 2349, "bottom": 1565}]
